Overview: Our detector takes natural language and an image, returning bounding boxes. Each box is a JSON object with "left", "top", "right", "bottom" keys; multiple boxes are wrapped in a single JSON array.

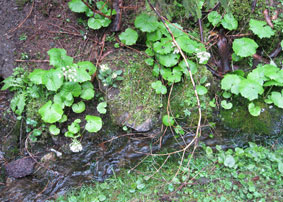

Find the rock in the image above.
[
  {"left": 102, "top": 49, "right": 162, "bottom": 132},
  {"left": 5, "top": 157, "right": 35, "bottom": 178},
  {"left": 219, "top": 101, "right": 283, "bottom": 136}
]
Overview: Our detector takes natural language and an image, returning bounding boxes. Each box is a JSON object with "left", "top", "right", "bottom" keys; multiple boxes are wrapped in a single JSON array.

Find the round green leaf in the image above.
[
  {"left": 134, "top": 13, "right": 159, "bottom": 32},
  {"left": 221, "top": 13, "right": 238, "bottom": 30},
  {"left": 270, "top": 91, "right": 283, "bottom": 108},
  {"left": 232, "top": 38, "right": 258, "bottom": 57},
  {"left": 77, "top": 61, "right": 97, "bottom": 76},
  {"left": 49, "top": 125, "right": 60, "bottom": 135},
  {"left": 162, "top": 115, "right": 174, "bottom": 126},
  {"left": 224, "top": 155, "right": 236, "bottom": 168},
  {"left": 47, "top": 48, "right": 73, "bottom": 68},
  {"left": 72, "top": 101, "right": 86, "bottom": 113},
  {"left": 42, "top": 69, "right": 64, "bottom": 91},
  {"left": 151, "top": 81, "right": 167, "bottom": 94},
  {"left": 61, "top": 82, "right": 82, "bottom": 97},
  {"left": 119, "top": 28, "right": 138, "bottom": 45},
  {"left": 179, "top": 59, "right": 197, "bottom": 75},
  {"left": 156, "top": 53, "right": 180, "bottom": 67},
  {"left": 239, "top": 79, "right": 264, "bottom": 101},
  {"left": 249, "top": 19, "right": 275, "bottom": 39},
  {"left": 58, "top": 114, "right": 68, "bottom": 123},
  {"left": 76, "top": 68, "right": 91, "bottom": 83},
  {"left": 146, "top": 30, "right": 162, "bottom": 42},
  {"left": 221, "top": 74, "right": 243, "bottom": 95},
  {"left": 208, "top": 11, "right": 222, "bottom": 26},
  {"left": 196, "top": 85, "right": 208, "bottom": 95},
  {"left": 80, "top": 88, "right": 95, "bottom": 100},
  {"left": 38, "top": 101, "right": 63, "bottom": 123},
  {"left": 221, "top": 100, "right": 233, "bottom": 109},
  {"left": 68, "top": 0, "right": 88, "bottom": 13},
  {"left": 29, "top": 69, "right": 47, "bottom": 85},
  {"left": 248, "top": 103, "right": 261, "bottom": 116},
  {"left": 153, "top": 38, "right": 173, "bottom": 55},
  {"left": 97, "top": 102, "right": 107, "bottom": 114},
  {"left": 88, "top": 17, "right": 111, "bottom": 30},
  {"left": 85, "top": 115, "right": 103, "bottom": 133},
  {"left": 176, "top": 35, "right": 202, "bottom": 54},
  {"left": 68, "top": 120, "right": 81, "bottom": 134}
]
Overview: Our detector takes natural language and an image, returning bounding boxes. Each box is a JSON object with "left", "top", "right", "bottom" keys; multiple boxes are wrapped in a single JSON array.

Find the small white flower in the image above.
[
  {"left": 62, "top": 67, "right": 66, "bottom": 71},
  {"left": 112, "top": 72, "right": 118, "bottom": 79},
  {"left": 173, "top": 48, "right": 179, "bottom": 54},
  {"left": 196, "top": 51, "right": 211, "bottom": 64},
  {"left": 69, "top": 69, "right": 73, "bottom": 73},
  {"left": 69, "top": 139, "right": 83, "bottom": 153},
  {"left": 74, "top": 79, "right": 77, "bottom": 82},
  {"left": 100, "top": 64, "right": 109, "bottom": 72},
  {"left": 205, "top": 83, "right": 211, "bottom": 87}
]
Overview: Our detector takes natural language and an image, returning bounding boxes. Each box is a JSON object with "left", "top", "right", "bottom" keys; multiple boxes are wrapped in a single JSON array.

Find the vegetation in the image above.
[
  {"left": 0, "top": 0, "right": 282, "bottom": 200},
  {"left": 54, "top": 143, "right": 283, "bottom": 202},
  {"left": 1, "top": 48, "right": 102, "bottom": 149}
]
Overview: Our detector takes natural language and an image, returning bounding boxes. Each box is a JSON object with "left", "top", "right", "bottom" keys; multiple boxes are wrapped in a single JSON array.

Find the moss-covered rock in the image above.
[
  {"left": 168, "top": 64, "right": 215, "bottom": 127},
  {"left": 219, "top": 100, "right": 283, "bottom": 136},
  {"left": 102, "top": 49, "right": 162, "bottom": 132}
]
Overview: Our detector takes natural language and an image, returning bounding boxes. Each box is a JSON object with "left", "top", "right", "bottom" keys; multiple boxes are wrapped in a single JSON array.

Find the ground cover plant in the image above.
[
  {"left": 1, "top": 48, "right": 102, "bottom": 150},
  {"left": 55, "top": 143, "right": 283, "bottom": 202}
]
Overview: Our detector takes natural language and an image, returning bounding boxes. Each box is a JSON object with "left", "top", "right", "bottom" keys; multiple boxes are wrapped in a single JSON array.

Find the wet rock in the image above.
[
  {"left": 5, "top": 157, "right": 35, "bottom": 178},
  {"left": 102, "top": 49, "right": 162, "bottom": 132},
  {"left": 219, "top": 102, "right": 283, "bottom": 136}
]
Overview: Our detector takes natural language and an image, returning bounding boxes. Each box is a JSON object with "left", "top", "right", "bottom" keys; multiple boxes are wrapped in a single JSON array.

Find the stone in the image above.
[
  {"left": 102, "top": 49, "right": 162, "bottom": 132},
  {"left": 5, "top": 157, "right": 35, "bottom": 178}
]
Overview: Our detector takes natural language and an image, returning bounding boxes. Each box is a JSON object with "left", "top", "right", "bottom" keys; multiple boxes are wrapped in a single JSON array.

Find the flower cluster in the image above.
[
  {"left": 98, "top": 64, "right": 123, "bottom": 87},
  {"left": 59, "top": 66, "right": 77, "bottom": 82},
  {"left": 69, "top": 139, "right": 83, "bottom": 153},
  {"left": 196, "top": 51, "right": 211, "bottom": 64}
]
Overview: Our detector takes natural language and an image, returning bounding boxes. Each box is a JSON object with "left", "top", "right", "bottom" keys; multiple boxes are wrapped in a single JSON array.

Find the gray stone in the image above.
[{"left": 5, "top": 157, "right": 35, "bottom": 178}]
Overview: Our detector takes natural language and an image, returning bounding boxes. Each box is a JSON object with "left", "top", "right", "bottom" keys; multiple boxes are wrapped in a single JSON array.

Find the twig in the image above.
[
  {"left": 198, "top": 18, "right": 204, "bottom": 42},
  {"left": 81, "top": 0, "right": 111, "bottom": 19},
  {"left": 15, "top": 59, "right": 49, "bottom": 63},
  {"left": 35, "top": 180, "right": 50, "bottom": 199},
  {"left": 147, "top": 0, "right": 202, "bottom": 142},
  {"left": 5, "top": 0, "right": 35, "bottom": 36}
]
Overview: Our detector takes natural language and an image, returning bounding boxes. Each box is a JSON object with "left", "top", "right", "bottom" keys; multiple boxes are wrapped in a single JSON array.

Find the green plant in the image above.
[
  {"left": 19, "top": 33, "right": 27, "bottom": 41},
  {"left": 68, "top": 0, "right": 116, "bottom": 30},
  {"left": 58, "top": 143, "right": 282, "bottom": 202},
  {"left": 97, "top": 64, "right": 123, "bottom": 87},
  {"left": 2, "top": 48, "right": 103, "bottom": 149},
  {"left": 221, "top": 63, "right": 283, "bottom": 116}
]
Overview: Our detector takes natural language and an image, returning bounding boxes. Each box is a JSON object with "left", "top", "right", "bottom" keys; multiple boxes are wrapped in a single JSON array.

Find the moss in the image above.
[
  {"left": 103, "top": 49, "right": 162, "bottom": 129},
  {"left": 220, "top": 100, "right": 283, "bottom": 135},
  {"left": 168, "top": 65, "right": 215, "bottom": 127}
]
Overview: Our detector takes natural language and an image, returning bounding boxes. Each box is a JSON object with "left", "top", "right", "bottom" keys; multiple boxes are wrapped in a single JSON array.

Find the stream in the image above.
[{"left": 0, "top": 120, "right": 281, "bottom": 202}]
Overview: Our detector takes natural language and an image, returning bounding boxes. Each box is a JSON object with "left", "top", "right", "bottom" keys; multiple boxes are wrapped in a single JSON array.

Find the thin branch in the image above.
[
  {"left": 147, "top": 0, "right": 202, "bottom": 144},
  {"left": 5, "top": 0, "right": 35, "bottom": 36},
  {"left": 81, "top": 0, "right": 112, "bottom": 19}
]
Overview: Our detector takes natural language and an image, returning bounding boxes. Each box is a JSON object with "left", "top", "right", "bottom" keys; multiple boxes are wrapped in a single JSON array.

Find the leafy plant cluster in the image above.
[
  {"left": 97, "top": 64, "right": 123, "bottom": 88},
  {"left": 206, "top": 13, "right": 283, "bottom": 116},
  {"left": 221, "top": 64, "right": 283, "bottom": 116},
  {"left": 68, "top": 0, "right": 116, "bottom": 30},
  {"left": 2, "top": 48, "right": 103, "bottom": 150}
]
